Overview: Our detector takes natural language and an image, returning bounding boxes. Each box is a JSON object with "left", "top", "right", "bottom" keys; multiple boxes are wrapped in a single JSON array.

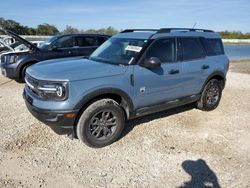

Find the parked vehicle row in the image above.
[{"left": 1, "top": 28, "right": 229, "bottom": 148}]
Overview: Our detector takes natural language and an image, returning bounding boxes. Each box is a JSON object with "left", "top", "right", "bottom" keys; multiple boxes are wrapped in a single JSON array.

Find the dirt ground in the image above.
[{"left": 0, "top": 61, "right": 249, "bottom": 188}]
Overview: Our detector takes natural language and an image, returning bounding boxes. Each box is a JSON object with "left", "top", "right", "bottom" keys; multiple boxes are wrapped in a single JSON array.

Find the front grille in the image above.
[
  {"left": 26, "top": 74, "right": 39, "bottom": 87},
  {"left": 25, "top": 74, "right": 41, "bottom": 97},
  {"left": 1, "top": 55, "right": 12, "bottom": 63},
  {"left": 1, "top": 55, "right": 7, "bottom": 63}
]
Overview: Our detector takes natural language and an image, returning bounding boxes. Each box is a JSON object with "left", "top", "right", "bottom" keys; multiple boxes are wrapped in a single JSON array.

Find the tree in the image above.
[
  {"left": 25, "top": 27, "right": 36, "bottom": 35},
  {"left": 0, "top": 18, "right": 27, "bottom": 34},
  {"left": 36, "top": 24, "right": 59, "bottom": 35},
  {"left": 62, "top": 25, "right": 79, "bottom": 34},
  {"left": 105, "top": 26, "right": 118, "bottom": 35},
  {"left": 0, "top": 18, "right": 60, "bottom": 35},
  {"left": 85, "top": 26, "right": 119, "bottom": 35}
]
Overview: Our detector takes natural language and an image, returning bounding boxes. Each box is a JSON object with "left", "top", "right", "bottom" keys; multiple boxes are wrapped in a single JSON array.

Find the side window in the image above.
[
  {"left": 75, "top": 36, "right": 97, "bottom": 47},
  {"left": 182, "top": 38, "right": 206, "bottom": 61},
  {"left": 201, "top": 38, "right": 224, "bottom": 56},
  {"left": 145, "top": 38, "right": 176, "bottom": 63},
  {"left": 54, "top": 36, "right": 73, "bottom": 48},
  {"left": 97, "top": 37, "right": 108, "bottom": 45}
]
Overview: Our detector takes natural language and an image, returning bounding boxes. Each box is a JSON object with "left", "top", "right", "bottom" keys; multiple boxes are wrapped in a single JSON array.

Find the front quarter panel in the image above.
[{"left": 69, "top": 66, "right": 135, "bottom": 110}]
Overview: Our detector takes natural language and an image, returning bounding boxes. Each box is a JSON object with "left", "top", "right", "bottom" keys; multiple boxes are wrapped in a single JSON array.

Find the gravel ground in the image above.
[{"left": 0, "top": 62, "right": 250, "bottom": 188}]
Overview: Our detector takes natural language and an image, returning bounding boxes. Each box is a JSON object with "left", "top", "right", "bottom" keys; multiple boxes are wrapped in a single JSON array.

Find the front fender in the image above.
[{"left": 74, "top": 87, "right": 134, "bottom": 114}]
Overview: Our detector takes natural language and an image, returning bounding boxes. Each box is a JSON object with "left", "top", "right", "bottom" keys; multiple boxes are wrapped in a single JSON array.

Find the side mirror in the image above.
[
  {"left": 51, "top": 45, "right": 58, "bottom": 51},
  {"left": 142, "top": 57, "right": 161, "bottom": 69}
]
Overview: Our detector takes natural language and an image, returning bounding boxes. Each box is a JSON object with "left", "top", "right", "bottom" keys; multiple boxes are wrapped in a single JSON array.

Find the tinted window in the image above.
[
  {"left": 75, "top": 36, "right": 97, "bottom": 47},
  {"left": 97, "top": 37, "right": 108, "bottom": 45},
  {"left": 201, "top": 38, "right": 224, "bottom": 56},
  {"left": 182, "top": 38, "right": 205, "bottom": 61},
  {"left": 55, "top": 36, "right": 73, "bottom": 48},
  {"left": 145, "top": 38, "right": 176, "bottom": 62}
]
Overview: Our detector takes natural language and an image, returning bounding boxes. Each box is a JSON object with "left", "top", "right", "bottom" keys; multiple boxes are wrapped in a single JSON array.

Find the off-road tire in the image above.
[
  {"left": 76, "top": 99, "right": 125, "bottom": 148},
  {"left": 197, "top": 79, "right": 222, "bottom": 111}
]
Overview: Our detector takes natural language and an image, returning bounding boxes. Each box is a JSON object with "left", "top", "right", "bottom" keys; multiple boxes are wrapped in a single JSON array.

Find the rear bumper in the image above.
[
  {"left": 23, "top": 90, "right": 79, "bottom": 135},
  {"left": 1, "top": 62, "right": 19, "bottom": 79}
]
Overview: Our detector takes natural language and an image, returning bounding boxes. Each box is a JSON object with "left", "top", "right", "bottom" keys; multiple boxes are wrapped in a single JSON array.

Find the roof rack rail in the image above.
[
  {"left": 121, "top": 29, "right": 159, "bottom": 33},
  {"left": 157, "top": 28, "right": 214, "bottom": 33}
]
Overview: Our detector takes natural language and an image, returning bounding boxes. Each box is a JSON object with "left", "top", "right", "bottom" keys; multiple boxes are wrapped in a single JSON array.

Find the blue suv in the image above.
[{"left": 23, "top": 28, "right": 229, "bottom": 147}]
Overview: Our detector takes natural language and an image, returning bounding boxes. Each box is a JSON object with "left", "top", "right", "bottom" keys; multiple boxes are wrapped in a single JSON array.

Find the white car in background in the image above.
[
  {"left": 2, "top": 36, "right": 15, "bottom": 45},
  {"left": 0, "top": 39, "right": 44, "bottom": 54},
  {"left": 31, "top": 41, "right": 44, "bottom": 47},
  {"left": 0, "top": 38, "right": 37, "bottom": 61}
]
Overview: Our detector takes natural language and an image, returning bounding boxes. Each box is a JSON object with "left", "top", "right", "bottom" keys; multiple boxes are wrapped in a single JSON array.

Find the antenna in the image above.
[{"left": 192, "top": 22, "right": 197, "bottom": 29}]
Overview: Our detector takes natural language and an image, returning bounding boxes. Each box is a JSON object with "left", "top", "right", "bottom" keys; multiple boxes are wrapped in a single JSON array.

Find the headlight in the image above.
[
  {"left": 9, "top": 55, "right": 18, "bottom": 63},
  {"left": 25, "top": 75, "right": 68, "bottom": 101},
  {"left": 37, "top": 82, "right": 68, "bottom": 101}
]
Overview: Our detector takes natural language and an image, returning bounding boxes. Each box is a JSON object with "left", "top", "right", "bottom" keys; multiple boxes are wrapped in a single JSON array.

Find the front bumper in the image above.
[
  {"left": 23, "top": 90, "right": 79, "bottom": 135},
  {"left": 1, "top": 62, "right": 19, "bottom": 79}
]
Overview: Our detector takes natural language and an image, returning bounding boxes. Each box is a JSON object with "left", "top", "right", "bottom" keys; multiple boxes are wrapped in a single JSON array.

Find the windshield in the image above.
[
  {"left": 38, "top": 36, "right": 58, "bottom": 49},
  {"left": 89, "top": 38, "right": 147, "bottom": 65}
]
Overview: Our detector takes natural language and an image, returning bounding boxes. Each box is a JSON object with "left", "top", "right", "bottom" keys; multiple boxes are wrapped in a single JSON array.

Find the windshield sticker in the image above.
[{"left": 125, "top": 45, "right": 142, "bottom": 53}]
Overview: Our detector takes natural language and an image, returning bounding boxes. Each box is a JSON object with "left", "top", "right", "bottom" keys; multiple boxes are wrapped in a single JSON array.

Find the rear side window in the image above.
[
  {"left": 182, "top": 38, "right": 206, "bottom": 61},
  {"left": 201, "top": 38, "right": 224, "bottom": 56},
  {"left": 75, "top": 36, "right": 97, "bottom": 47},
  {"left": 145, "top": 38, "right": 176, "bottom": 63},
  {"left": 97, "top": 37, "right": 108, "bottom": 45}
]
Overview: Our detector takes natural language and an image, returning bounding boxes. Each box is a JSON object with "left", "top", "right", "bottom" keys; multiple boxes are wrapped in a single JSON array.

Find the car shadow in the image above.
[
  {"left": 121, "top": 103, "right": 196, "bottom": 138},
  {"left": 179, "top": 159, "right": 221, "bottom": 188}
]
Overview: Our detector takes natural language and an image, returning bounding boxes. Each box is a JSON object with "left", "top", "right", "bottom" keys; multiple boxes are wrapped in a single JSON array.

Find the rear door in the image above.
[
  {"left": 74, "top": 36, "right": 99, "bottom": 56},
  {"left": 180, "top": 37, "right": 207, "bottom": 95},
  {"left": 97, "top": 36, "right": 109, "bottom": 45}
]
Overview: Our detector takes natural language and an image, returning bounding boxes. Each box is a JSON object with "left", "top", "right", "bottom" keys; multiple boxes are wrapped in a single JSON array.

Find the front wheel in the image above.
[
  {"left": 76, "top": 99, "right": 125, "bottom": 148},
  {"left": 197, "top": 79, "right": 222, "bottom": 111},
  {"left": 15, "top": 65, "right": 30, "bottom": 83}
]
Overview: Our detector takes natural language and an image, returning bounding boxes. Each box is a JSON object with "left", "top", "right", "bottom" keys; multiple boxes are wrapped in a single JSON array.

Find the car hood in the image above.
[
  {"left": 26, "top": 58, "right": 128, "bottom": 81},
  {"left": 0, "top": 28, "right": 39, "bottom": 51}
]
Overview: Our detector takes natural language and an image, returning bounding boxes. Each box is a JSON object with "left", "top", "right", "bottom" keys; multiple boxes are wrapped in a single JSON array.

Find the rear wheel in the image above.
[
  {"left": 197, "top": 79, "right": 222, "bottom": 111},
  {"left": 76, "top": 99, "right": 125, "bottom": 148}
]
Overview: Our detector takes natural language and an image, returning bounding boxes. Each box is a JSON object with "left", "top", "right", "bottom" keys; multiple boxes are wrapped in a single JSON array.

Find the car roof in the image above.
[
  {"left": 113, "top": 28, "right": 221, "bottom": 40},
  {"left": 55, "top": 33, "right": 111, "bottom": 38},
  {"left": 114, "top": 32, "right": 156, "bottom": 39}
]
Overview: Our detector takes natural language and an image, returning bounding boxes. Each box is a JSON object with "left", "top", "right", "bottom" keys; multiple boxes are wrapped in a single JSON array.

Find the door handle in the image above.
[
  {"left": 169, "top": 69, "right": 180, "bottom": 74},
  {"left": 202, "top": 64, "right": 209, "bottom": 69}
]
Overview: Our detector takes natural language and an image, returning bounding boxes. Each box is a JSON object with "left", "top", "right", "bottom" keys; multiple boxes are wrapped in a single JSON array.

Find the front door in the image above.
[
  {"left": 133, "top": 38, "right": 185, "bottom": 109},
  {"left": 48, "top": 35, "right": 76, "bottom": 59}
]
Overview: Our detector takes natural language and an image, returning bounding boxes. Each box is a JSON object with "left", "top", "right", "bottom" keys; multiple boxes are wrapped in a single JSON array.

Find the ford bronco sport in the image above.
[
  {"left": 23, "top": 28, "right": 229, "bottom": 148},
  {"left": 0, "top": 28, "right": 109, "bottom": 81}
]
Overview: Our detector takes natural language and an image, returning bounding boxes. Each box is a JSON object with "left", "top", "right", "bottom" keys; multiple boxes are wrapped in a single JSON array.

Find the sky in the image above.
[{"left": 1, "top": 0, "right": 250, "bottom": 32}]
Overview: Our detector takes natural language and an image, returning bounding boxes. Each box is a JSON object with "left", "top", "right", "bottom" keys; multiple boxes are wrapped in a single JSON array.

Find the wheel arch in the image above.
[
  {"left": 18, "top": 59, "right": 39, "bottom": 79},
  {"left": 74, "top": 88, "right": 134, "bottom": 122},
  {"left": 200, "top": 71, "right": 226, "bottom": 93}
]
